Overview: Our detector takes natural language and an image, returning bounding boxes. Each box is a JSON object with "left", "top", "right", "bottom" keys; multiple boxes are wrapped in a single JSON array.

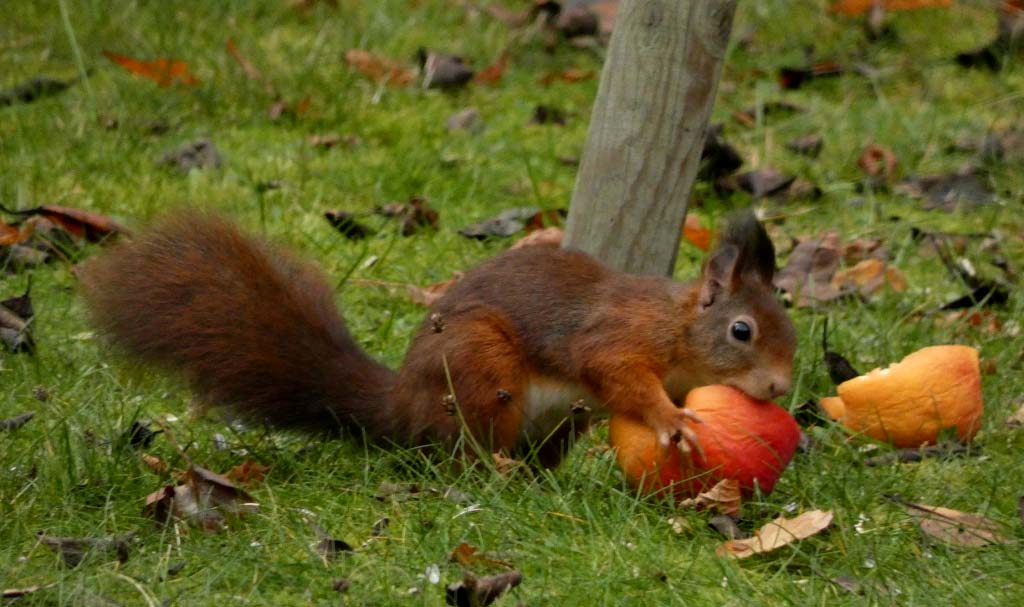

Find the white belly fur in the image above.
[
  {"left": 520, "top": 377, "right": 591, "bottom": 442},
  {"left": 519, "top": 371, "right": 699, "bottom": 442}
]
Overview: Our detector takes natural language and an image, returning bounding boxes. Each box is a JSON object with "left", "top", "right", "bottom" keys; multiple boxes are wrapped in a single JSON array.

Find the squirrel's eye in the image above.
[{"left": 730, "top": 321, "right": 752, "bottom": 342}]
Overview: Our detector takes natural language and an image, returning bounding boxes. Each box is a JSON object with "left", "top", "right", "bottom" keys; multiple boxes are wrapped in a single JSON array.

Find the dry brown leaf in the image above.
[
  {"left": 773, "top": 233, "right": 843, "bottom": 307},
  {"left": 683, "top": 214, "right": 713, "bottom": 251},
  {"left": 510, "top": 227, "right": 563, "bottom": 249},
  {"left": 103, "top": 51, "right": 199, "bottom": 87},
  {"left": 140, "top": 453, "right": 168, "bottom": 474},
  {"left": 408, "top": 272, "right": 463, "bottom": 307},
  {"left": 446, "top": 571, "right": 522, "bottom": 607},
  {"left": 679, "top": 479, "right": 742, "bottom": 516},
  {"left": 491, "top": 452, "right": 526, "bottom": 476},
  {"left": 831, "top": 258, "right": 907, "bottom": 296},
  {"left": 225, "top": 459, "right": 270, "bottom": 484},
  {"left": 344, "top": 49, "right": 415, "bottom": 87},
  {"left": 474, "top": 51, "right": 509, "bottom": 86},
  {"left": 449, "top": 541, "right": 514, "bottom": 568},
  {"left": 830, "top": 0, "right": 951, "bottom": 16},
  {"left": 0, "top": 204, "right": 127, "bottom": 243},
  {"left": 716, "top": 509, "right": 833, "bottom": 559},
  {"left": 143, "top": 465, "right": 258, "bottom": 531},
  {"left": 539, "top": 68, "right": 595, "bottom": 85},
  {"left": 858, "top": 143, "right": 899, "bottom": 181},
  {"left": 907, "top": 503, "right": 1009, "bottom": 547}
]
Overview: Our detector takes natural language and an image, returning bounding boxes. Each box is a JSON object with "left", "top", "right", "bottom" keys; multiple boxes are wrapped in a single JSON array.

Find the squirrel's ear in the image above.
[
  {"left": 698, "top": 243, "right": 740, "bottom": 309},
  {"left": 720, "top": 210, "right": 777, "bottom": 288}
]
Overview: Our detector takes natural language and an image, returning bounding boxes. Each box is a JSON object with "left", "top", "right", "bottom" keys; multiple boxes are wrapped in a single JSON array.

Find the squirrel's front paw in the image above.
[{"left": 648, "top": 407, "right": 703, "bottom": 455}]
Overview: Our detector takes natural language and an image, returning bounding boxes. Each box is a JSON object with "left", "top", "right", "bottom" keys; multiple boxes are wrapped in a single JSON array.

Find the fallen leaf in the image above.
[
  {"left": 143, "top": 465, "right": 258, "bottom": 531},
  {"left": 332, "top": 578, "right": 352, "bottom": 593},
  {"left": 708, "top": 515, "right": 746, "bottom": 540},
  {"left": 841, "top": 238, "right": 886, "bottom": 264},
  {"left": 447, "top": 107, "right": 483, "bottom": 132},
  {"left": 445, "top": 571, "right": 522, "bottom": 607},
  {"left": 716, "top": 510, "right": 833, "bottom": 559},
  {"left": 905, "top": 503, "right": 1009, "bottom": 547},
  {"left": 732, "top": 101, "right": 803, "bottom": 126},
  {"left": 0, "top": 204, "right": 127, "bottom": 243},
  {"left": 420, "top": 50, "right": 474, "bottom": 89},
  {"left": 779, "top": 61, "right": 843, "bottom": 90},
  {"left": 140, "top": 453, "right": 168, "bottom": 474},
  {"left": 774, "top": 233, "right": 844, "bottom": 307},
  {"left": 830, "top": 0, "right": 951, "bottom": 16},
  {"left": 310, "top": 521, "right": 354, "bottom": 560},
  {"left": 0, "top": 411, "right": 35, "bottom": 431},
  {"left": 344, "top": 49, "right": 415, "bottom": 87},
  {"left": 539, "top": 68, "right": 595, "bottom": 85},
  {"left": 529, "top": 105, "right": 567, "bottom": 125},
  {"left": 682, "top": 214, "right": 712, "bottom": 251},
  {"left": 731, "top": 167, "right": 797, "bottom": 198},
  {"left": 103, "top": 51, "right": 199, "bottom": 87},
  {"left": 374, "top": 197, "right": 439, "bottom": 236},
  {"left": 491, "top": 452, "right": 526, "bottom": 476},
  {"left": 0, "top": 286, "right": 34, "bottom": 354},
  {"left": 831, "top": 258, "right": 907, "bottom": 297},
  {"left": 458, "top": 207, "right": 546, "bottom": 239},
  {"left": 225, "top": 38, "right": 273, "bottom": 94},
  {"left": 407, "top": 272, "right": 463, "bottom": 307},
  {"left": 121, "top": 421, "right": 161, "bottom": 449},
  {"left": 679, "top": 479, "right": 743, "bottom": 516},
  {"left": 157, "top": 139, "right": 222, "bottom": 173},
  {"left": 268, "top": 95, "right": 311, "bottom": 121},
  {"left": 0, "top": 75, "right": 75, "bottom": 106},
  {"left": 324, "top": 210, "right": 371, "bottom": 240},
  {"left": 858, "top": 143, "right": 899, "bottom": 181},
  {"left": 38, "top": 532, "right": 134, "bottom": 568},
  {"left": 449, "top": 541, "right": 514, "bottom": 568},
  {"left": 225, "top": 459, "right": 270, "bottom": 484},
  {"left": 474, "top": 51, "right": 509, "bottom": 85},
  {"left": 940, "top": 284, "right": 1010, "bottom": 310},
  {"left": 787, "top": 134, "right": 824, "bottom": 158},
  {"left": 510, "top": 227, "right": 563, "bottom": 249},
  {"left": 896, "top": 169, "right": 994, "bottom": 212}
]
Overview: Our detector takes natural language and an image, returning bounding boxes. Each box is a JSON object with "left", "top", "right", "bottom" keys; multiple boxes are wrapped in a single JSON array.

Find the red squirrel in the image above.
[{"left": 80, "top": 210, "right": 795, "bottom": 468}]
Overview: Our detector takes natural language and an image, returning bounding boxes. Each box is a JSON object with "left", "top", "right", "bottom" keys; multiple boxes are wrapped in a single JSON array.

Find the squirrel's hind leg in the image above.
[{"left": 392, "top": 306, "right": 529, "bottom": 457}]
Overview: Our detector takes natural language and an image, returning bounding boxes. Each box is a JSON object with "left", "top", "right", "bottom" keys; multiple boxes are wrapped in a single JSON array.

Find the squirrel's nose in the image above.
[{"left": 768, "top": 376, "right": 791, "bottom": 399}]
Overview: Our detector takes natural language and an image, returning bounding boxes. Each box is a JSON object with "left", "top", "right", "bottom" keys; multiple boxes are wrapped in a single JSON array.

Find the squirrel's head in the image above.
[{"left": 686, "top": 211, "right": 796, "bottom": 401}]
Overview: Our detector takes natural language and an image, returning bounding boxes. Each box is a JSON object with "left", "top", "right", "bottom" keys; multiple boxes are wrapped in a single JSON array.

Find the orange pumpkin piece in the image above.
[{"left": 819, "top": 345, "right": 983, "bottom": 447}]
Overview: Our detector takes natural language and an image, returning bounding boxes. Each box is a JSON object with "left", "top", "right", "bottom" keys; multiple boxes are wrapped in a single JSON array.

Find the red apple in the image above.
[{"left": 609, "top": 385, "right": 801, "bottom": 499}]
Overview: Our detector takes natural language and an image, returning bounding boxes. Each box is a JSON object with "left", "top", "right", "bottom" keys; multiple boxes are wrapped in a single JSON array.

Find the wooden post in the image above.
[{"left": 563, "top": 0, "right": 737, "bottom": 277}]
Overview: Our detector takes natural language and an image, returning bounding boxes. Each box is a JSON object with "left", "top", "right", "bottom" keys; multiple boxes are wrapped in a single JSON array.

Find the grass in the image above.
[{"left": 2, "top": 0, "right": 1023, "bottom": 605}]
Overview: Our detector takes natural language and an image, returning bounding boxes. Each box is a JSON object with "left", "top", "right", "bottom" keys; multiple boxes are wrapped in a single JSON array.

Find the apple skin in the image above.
[{"left": 610, "top": 385, "right": 801, "bottom": 499}]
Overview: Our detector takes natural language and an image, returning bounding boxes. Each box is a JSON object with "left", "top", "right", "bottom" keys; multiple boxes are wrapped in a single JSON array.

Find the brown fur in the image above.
[{"left": 80, "top": 210, "right": 796, "bottom": 468}]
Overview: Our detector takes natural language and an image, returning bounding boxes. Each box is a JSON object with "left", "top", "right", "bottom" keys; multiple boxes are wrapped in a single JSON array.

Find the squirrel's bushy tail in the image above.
[{"left": 80, "top": 211, "right": 395, "bottom": 435}]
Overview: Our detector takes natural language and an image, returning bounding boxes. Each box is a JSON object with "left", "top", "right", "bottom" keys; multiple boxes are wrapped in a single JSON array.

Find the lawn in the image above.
[{"left": 2, "top": 1, "right": 1023, "bottom": 605}]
